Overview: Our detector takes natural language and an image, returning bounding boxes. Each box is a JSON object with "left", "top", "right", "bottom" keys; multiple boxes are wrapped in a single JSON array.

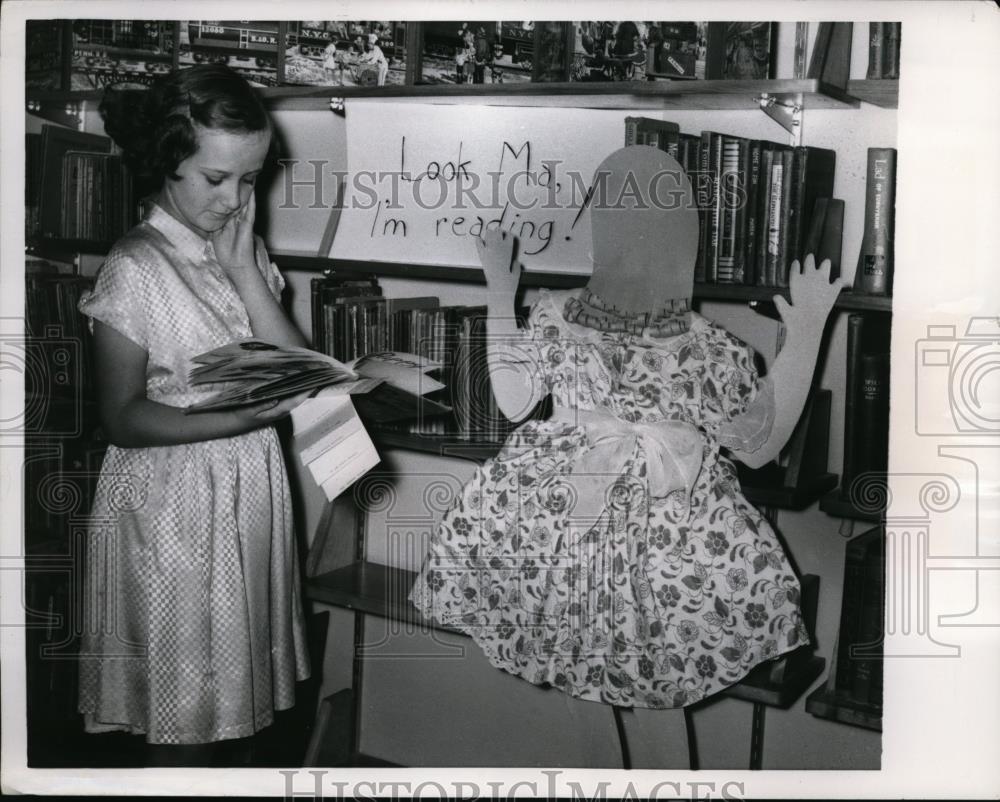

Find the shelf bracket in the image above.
[
  {"left": 757, "top": 93, "right": 804, "bottom": 146},
  {"left": 26, "top": 98, "right": 83, "bottom": 130}
]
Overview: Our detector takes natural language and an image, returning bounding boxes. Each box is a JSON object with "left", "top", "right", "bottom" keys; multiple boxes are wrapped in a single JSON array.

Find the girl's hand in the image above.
[
  {"left": 236, "top": 389, "right": 314, "bottom": 426},
  {"left": 772, "top": 253, "right": 845, "bottom": 340},
  {"left": 477, "top": 229, "right": 520, "bottom": 300},
  {"left": 211, "top": 191, "right": 258, "bottom": 279}
]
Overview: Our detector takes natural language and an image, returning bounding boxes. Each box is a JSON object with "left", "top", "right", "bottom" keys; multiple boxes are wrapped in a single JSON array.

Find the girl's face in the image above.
[{"left": 160, "top": 125, "right": 271, "bottom": 238}]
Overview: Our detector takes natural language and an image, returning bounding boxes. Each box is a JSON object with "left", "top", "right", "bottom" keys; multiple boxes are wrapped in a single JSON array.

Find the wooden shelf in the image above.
[
  {"left": 28, "top": 237, "right": 117, "bottom": 258},
  {"left": 370, "top": 427, "right": 505, "bottom": 462},
  {"left": 806, "top": 684, "right": 882, "bottom": 731},
  {"left": 846, "top": 79, "right": 899, "bottom": 108},
  {"left": 27, "top": 79, "right": 860, "bottom": 112},
  {"left": 819, "top": 489, "right": 884, "bottom": 522},
  {"left": 371, "top": 427, "right": 837, "bottom": 511},
  {"left": 271, "top": 252, "right": 893, "bottom": 312},
  {"left": 307, "top": 560, "right": 824, "bottom": 708},
  {"left": 740, "top": 472, "right": 839, "bottom": 510}
]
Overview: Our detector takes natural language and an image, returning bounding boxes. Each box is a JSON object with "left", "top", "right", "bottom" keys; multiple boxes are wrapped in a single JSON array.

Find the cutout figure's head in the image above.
[{"left": 587, "top": 145, "right": 699, "bottom": 314}]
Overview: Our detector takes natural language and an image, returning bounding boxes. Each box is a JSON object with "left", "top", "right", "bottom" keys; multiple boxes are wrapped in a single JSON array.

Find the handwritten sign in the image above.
[{"left": 330, "top": 101, "right": 631, "bottom": 274}]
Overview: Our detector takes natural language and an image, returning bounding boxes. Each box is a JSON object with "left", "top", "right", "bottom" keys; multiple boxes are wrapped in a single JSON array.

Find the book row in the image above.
[
  {"left": 866, "top": 22, "right": 902, "bottom": 81},
  {"left": 28, "top": 125, "right": 140, "bottom": 246},
  {"left": 310, "top": 277, "right": 523, "bottom": 443},
  {"left": 627, "top": 117, "right": 839, "bottom": 288}
]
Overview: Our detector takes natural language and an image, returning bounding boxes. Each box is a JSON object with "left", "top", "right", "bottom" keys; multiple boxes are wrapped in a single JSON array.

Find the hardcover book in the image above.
[{"left": 853, "top": 148, "right": 898, "bottom": 296}]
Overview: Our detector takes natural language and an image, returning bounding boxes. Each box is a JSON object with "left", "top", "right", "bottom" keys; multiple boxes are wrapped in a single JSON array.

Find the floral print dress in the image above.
[{"left": 409, "top": 288, "right": 810, "bottom": 709}]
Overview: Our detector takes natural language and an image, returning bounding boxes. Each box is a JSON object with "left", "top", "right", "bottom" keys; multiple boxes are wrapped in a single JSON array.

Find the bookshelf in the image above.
[
  {"left": 272, "top": 251, "right": 894, "bottom": 312},
  {"left": 22, "top": 21, "right": 896, "bottom": 768}
]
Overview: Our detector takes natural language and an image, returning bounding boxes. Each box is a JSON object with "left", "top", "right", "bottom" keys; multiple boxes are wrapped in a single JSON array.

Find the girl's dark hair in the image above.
[{"left": 99, "top": 64, "right": 275, "bottom": 189}]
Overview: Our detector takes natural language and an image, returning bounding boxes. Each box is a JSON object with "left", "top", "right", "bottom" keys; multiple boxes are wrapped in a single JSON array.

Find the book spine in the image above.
[
  {"left": 867, "top": 22, "right": 884, "bottom": 79},
  {"left": 795, "top": 147, "right": 836, "bottom": 265},
  {"left": 311, "top": 278, "right": 322, "bottom": 352},
  {"left": 793, "top": 22, "right": 809, "bottom": 79},
  {"left": 776, "top": 149, "right": 794, "bottom": 287},
  {"left": 806, "top": 21, "right": 833, "bottom": 80},
  {"left": 787, "top": 148, "right": 807, "bottom": 271},
  {"left": 802, "top": 197, "right": 828, "bottom": 273},
  {"left": 883, "top": 22, "right": 900, "bottom": 80},
  {"left": 717, "top": 137, "right": 740, "bottom": 283},
  {"left": 853, "top": 148, "right": 897, "bottom": 295},
  {"left": 835, "top": 529, "right": 876, "bottom": 691},
  {"left": 851, "top": 534, "right": 886, "bottom": 704},
  {"left": 765, "top": 156, "right": 783, "bottom": 287},
  {"left": 744, "top": 140, "right": 762, "bottom": 285},
  {"left": 624, "top": 116, "right": 639, "bottom": 147},
  {"left": 841, "top": 314, "right": 864, "bottom": 499},
  {"left": 857, "top": 352, "right": 891, "bottom": 478},
  {"left": 756, "top": 146, "right": 775, "bottom": 286},
  {"left": 732, "top": 138, "right": 750, "bottom": 284},
  {"left": 707, "top": 132, "right": 723, "bottom": 283},
  {"left": 820, "top": 198, "right": 845, "bottom": 281},
  {"left": 695, "top": 131, "right": 712, "bottom": 283}
]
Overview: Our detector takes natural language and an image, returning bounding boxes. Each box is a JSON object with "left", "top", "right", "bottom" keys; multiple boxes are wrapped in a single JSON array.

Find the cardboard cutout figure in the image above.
[{"left": 410, "top": 146, "right": 844, "bottom": 713}]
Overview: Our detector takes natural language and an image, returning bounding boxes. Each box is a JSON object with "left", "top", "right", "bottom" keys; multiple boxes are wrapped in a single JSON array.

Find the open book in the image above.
[{"left": 184, "top": 339, "right": 452, "bottom": 422}]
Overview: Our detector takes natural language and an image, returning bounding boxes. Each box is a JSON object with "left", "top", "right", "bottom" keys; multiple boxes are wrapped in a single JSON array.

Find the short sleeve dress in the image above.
[
  {"left": 409, "top": 288, "right": 810, "bottom": 709},
  {"left": 76, "top": 203, "right": 310, "bottom": 744}
]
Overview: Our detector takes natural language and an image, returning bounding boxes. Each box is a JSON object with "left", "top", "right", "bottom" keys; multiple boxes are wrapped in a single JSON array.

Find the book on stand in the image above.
[
  {"left": 624, "top": 116, "right": 680, "bottom": 157},
  {"left": 853, "top": 148, "right": 897, "bottom": 296}
]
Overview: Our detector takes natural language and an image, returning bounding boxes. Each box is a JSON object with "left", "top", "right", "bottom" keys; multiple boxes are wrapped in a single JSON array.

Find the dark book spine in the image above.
[
  {"left": 731, "top": 138, "right": 750, "bottom": 284},
  {"left": 867, "top": 22, "right": 884, "bottom": 79},
  {"left": 819, "top": 198, "right": 845, "bottom": 281},
  {"left": 852, "top": 534, "right": 886, "bottom": 704},
  {"left": 756, "top": 146, "right": 775, "bottom": 286},
  {"left": 790, "top": 146, "right": 837, "bottom": 266},
  {"left": 841, "top": 314, "right": 865, "bottom": 500},
  {"left": 806, "top": 22, "right": 834, "bottom": 80},
  {"left": 776, "top": 148, "right": 794, "bottom": 287},
  {"left": 835, "top": 529, "right": 875, "bottom": 691},
  {"left": 854, "top": 148, "right": 897, "bottom": 295},
  {"left": 311, "top": 278, "right": 323, "bottom": 353},
  {"left": 744, "top": 140, "right": 763, "bottom": 285},
  {"left": 857, "top": 352, "right": 890, "bottom": 477},
  {"left": 883, "top": 22, "right": 900, "bottom": 80}
]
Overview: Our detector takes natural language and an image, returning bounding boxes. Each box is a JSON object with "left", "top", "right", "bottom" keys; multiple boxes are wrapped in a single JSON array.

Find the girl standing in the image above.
[{"left": 77, "top": 65, "right": 311, "bottom": 765}]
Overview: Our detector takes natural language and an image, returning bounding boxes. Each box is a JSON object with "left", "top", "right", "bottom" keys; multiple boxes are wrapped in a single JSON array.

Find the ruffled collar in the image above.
[{"left": 563, "top": 286, "right": 691, "bottom": 336}]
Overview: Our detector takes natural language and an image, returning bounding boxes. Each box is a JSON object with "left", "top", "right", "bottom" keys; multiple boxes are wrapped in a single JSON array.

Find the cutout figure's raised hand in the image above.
[
  {"left": 772, "top": 254, "right": 845, "bottom": 340},
  {"left": 477, "top": 229, "right": 521, "bottom": 299}
]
